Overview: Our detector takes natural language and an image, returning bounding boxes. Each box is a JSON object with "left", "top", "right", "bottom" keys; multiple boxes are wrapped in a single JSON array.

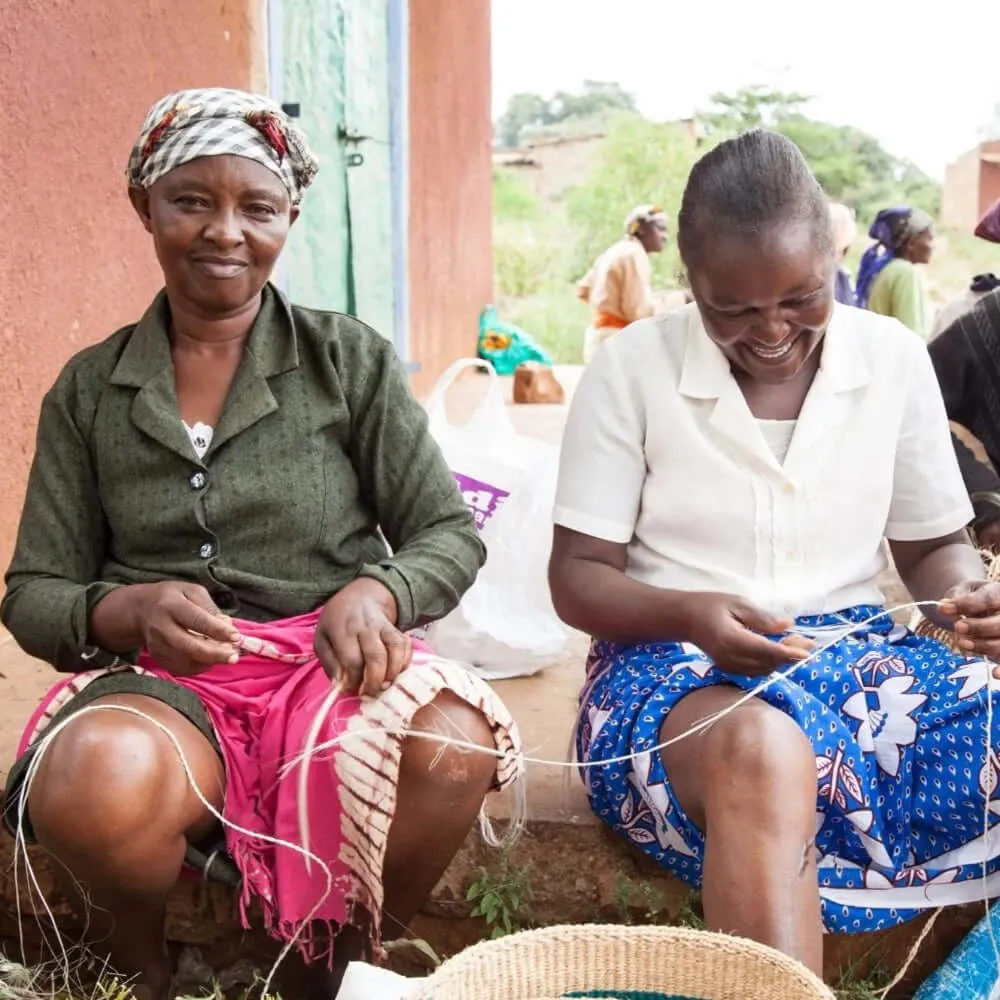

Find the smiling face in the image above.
[
  {"left": 129, "top": 154, "right": 298, "bottom": 316},
  {"left": 689, "top": 219, "right": 837, "bottom": 385}
]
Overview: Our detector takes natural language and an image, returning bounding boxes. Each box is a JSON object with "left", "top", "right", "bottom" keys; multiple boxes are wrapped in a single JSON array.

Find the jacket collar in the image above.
[{"left": 109, "top": 284, "right": 300, "bottom": 463}]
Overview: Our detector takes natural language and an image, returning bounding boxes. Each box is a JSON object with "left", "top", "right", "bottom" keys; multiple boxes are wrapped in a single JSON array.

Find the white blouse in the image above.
[{"left": 553, "top": 303, "right": 973, "bottom": 619}]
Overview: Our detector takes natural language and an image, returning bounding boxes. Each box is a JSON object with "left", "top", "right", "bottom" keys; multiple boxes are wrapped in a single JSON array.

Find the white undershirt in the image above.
[
  {"left": 757, "top": 419, "right": 797, "bottom": 465},
  {"left": 183, "top": 421, "right": 214, "bottom": 460}
]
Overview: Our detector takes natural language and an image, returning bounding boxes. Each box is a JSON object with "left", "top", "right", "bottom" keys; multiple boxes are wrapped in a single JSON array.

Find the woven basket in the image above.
[
  {"left": 910, "top": 548, "right": 1000, "bottom": 650},
  {"left": 412, "top": 923, "right": 834, "bottom": 1000}
]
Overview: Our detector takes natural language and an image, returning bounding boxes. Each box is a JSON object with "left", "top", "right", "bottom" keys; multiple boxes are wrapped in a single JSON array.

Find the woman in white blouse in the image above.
[{"left": 550, "top": 129, "right": 1000, "bottom": 975}]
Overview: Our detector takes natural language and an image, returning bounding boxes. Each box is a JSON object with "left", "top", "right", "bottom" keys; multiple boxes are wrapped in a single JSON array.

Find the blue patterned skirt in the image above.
[{"left": 576, "top": 607, "right": 1000, "bottom": 934}]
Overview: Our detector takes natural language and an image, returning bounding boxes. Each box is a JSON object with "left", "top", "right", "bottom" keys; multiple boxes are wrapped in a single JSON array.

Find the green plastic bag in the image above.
[{"left": 477, "top": 305, "right": 553, "bottom": 375}]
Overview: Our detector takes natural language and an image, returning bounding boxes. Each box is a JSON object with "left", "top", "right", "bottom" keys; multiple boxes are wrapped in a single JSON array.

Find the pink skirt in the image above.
[{"left": 15, "top": 609, "right": 521, "bottom": 962}]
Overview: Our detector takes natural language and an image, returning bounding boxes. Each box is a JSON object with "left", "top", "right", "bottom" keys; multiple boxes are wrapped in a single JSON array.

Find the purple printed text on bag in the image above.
[{"left": 453, "top": 472, "right": 510, "bottom": 531}]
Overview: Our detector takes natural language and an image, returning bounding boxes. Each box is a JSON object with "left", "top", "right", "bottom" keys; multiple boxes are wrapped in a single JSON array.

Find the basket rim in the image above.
[{"left": 412, "top": 923, "right": 835, "bottom": 1000}]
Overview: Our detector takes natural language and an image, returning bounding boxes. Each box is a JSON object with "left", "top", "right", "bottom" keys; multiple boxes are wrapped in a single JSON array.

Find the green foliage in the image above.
[
  {"left": 496, "top": 80, "right": 637, "bottom": 148},
  {"left": 700, "top": 84, "right": 811, "bottom": 132},
  {"left": 550, "top": 81, "right": 637, "bottom": 123},
  {"left": 497, "top": 288, "right": 589, "bottom": 364},
  {"left": 676, "top": 892, "right": 706, "bottom": 931},
  {"left": 466, "top": 855, "right": 534, "bottom": 940},
  {"left": 698, "top": 86, "right": 942, "bottom": 224},
  {"left": 492, "top": 169, "right": 541, "bottom": 223},
  {"left": 489, "top": 83, "right": 986, "bottom": 366},
  {"left": 496, "top": 92, "right": 550, "bottom": 148},
  {"left": 494, "top": 239, "right": 562, "bottom": 299},
  {"left": 565, "top": 116, "right": 698, "bottom": 289},
  {"left": 611, "top": 874, "right": 669, "bottom": 925},
  {"left": 833, "top": 961, "right": 891, "bottom": 1000}
]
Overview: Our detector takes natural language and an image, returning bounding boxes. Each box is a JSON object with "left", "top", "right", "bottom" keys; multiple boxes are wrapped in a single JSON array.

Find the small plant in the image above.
[
  {"left": 611, "top": 873, "right": 666, "bottom": 925},
  {"left": 174, "top": 979, "right": 283, "bottom": 1000},
  {"left": 834, "top": 953, "right": 891, "bottom": 1000},
  {"left": 676, "top": 891, "right": 706, "bottom": 931},
  {"left": 466, "top": 853, "right": 534, "bottom": 939}
]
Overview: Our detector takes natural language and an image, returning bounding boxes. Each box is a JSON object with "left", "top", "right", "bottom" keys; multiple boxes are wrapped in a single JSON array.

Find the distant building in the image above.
[{"left": 941, "top": 141, "right": 1000, "bottom": 232}]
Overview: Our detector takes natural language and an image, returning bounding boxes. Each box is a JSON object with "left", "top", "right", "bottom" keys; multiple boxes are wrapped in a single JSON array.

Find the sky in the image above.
[{"left": 491, "top": 0, "right": 996, "bottom": 179}]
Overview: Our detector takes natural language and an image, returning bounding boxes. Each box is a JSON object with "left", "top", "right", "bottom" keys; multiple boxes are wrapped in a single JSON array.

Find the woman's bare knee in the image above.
[
  {"left": 661, "top": 691, "right": 815, "bottom": 831},
  {"left": 703, "top": 701, "right": 815, "bottom": 804},
  {"left": 27, "top": 697, "right": 222, "bottom": 856},
  {"left": 401, "top": 692, "right": 496, "bottom": 792}
]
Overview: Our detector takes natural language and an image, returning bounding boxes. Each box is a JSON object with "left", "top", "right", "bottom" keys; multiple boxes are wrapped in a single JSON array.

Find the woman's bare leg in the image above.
[
  {"left": 660, "top": 686, "right": 823, "bottom": 974},
  {"left": 26, "top": 695, "right": 224, "bottom": 1000},
  {"left": 381, "top": 691, "right": 498, "bottom": 931},
  {"left": 312, "top": 691, "right": 498, "bottom": 998}
]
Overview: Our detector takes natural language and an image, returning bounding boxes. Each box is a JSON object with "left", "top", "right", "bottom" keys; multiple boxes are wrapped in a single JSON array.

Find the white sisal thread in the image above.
[
  {"left": 15, "top": 704, "right": 334, "bottom": 998},
  {"left": 15, "top": 599, "right": 1000, "bottom": 995}
]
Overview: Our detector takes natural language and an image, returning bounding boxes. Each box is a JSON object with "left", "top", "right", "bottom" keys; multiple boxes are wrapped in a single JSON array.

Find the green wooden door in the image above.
[
  {"left": 280, "top": 0, "right": 395, "bottom": 343},
  {"left": 343, "top": 1, "right": 394, "bottom": 340}
]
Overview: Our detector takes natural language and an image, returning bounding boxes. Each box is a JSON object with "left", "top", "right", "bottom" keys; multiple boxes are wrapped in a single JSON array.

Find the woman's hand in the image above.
[
  {"left": 684, "top": 593, "right": 815, "bottom": 676},
  {"left": 940, "top": 581, "right": 1000, "bottom": 667},
  {"left": 315, "top": 578, "right": 413, "bottom": 696},
  {"left": 91, "top": 582, "right": 241, "bottom": 675}
]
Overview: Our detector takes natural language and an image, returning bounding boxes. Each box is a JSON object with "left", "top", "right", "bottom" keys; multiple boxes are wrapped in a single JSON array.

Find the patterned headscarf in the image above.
[
  {"left": 975, "top": 199, "right": 1000, "bottom": 244},
  {"left": 855, "top": 206, "right": 934, "bottom": 309},
  {"left": 126, "top": 88, "right": 319, "bottom": 204},
  {"left": 625, "top": 204, "right": 667, "bottom": 237}
]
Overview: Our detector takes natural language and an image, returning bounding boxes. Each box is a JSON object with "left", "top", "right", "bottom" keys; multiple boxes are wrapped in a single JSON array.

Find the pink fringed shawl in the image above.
[{"left": 17, "top": 609, "right": 521, "bottom": 962}]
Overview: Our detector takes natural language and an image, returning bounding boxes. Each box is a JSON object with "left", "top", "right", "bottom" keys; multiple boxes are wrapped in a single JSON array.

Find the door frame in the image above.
[
  {"left": 387, "top": 0, "right": 413, "bottom": 368},
  {"left": 266, "top": 0, "right": 289, "bottom": 295}
]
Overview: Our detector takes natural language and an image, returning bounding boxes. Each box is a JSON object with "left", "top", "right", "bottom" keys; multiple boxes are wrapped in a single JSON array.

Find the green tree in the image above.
[
  {"left": 496, "top": 92, "right": 552, "bottom": 149},
  {"left": 550, "top": 80, "right": 636, "bottom": 122},
  {"left": 495, "top": 81, "right": 638, "bottom": 148},
  {"left": 701, "top": 85, "right": 810, "bottom": 133},
  {"left": 699, "top": 85, "right": 941, "bottom": 224},
  {"left": 566, "top": 117, "right": 698, "bottom": 288}
]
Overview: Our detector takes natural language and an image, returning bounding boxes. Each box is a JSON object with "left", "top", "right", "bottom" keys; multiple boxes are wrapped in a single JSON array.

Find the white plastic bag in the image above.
[
  {"left": 423, "top": 359, "right": 573, "bottom": 679},
  {"left": 424, "top": 358, "right": 548, "bottom": 526},
  {"left": 335, "top": 961, "right": 416, "bottom": 999}
]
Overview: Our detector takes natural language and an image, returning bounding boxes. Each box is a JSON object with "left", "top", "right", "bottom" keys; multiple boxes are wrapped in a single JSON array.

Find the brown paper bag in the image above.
[{"left": 513, "top": 362, "right": 565, "bottom": 405}]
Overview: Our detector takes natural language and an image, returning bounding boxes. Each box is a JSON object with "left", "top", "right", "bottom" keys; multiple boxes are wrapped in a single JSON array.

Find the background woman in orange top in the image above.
[{"left": 576, "top": 204, "right": 669, "bottom": 362}]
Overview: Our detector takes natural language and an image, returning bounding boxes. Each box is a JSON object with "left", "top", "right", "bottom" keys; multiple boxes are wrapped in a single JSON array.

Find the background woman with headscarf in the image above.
[
  {"left": 855, "top": 205, "right": 935, "bottom": 337},
  {"left": 576, "top": 204, "right": 669, "bottom": 362},
  {"left": 828, "top": 201, "right": 857, "bottom": 305},
  {"left": 0, "top": 88, "right": 520, "bottom": 998}
]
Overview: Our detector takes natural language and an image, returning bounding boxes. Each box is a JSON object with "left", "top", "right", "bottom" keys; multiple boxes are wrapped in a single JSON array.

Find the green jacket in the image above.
[
  {"left": 3, "top": 285, "right": 484, "bottom": 671},
  {"left": 867, "top": 258, "right": 928, "bottom": 340}
]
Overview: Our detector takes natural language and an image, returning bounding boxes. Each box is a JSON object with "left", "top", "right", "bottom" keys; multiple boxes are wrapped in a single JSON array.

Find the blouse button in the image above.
[
  {"left": 199, "top": 542, "right": 215, "bottom": 559},
  {"left": 190, "top": 471, "right": 207, "bottom": 490}
]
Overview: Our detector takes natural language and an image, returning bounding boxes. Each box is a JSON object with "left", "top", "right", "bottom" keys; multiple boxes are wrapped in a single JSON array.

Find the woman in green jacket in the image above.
[{"left": 1, "top": 88, "right": 520, "bottom": 1000}]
